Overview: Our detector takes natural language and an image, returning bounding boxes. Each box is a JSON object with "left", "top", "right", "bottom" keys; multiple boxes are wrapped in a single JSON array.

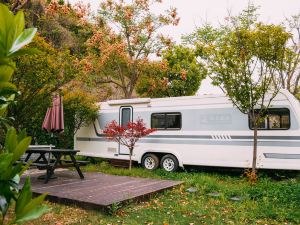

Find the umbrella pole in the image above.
[{"left": 50, "top": 133, "right": 52, "bottom": 166}]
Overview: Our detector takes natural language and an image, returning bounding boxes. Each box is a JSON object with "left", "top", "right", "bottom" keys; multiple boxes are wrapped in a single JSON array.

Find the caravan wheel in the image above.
[
  {"left": 160, "top": 154, "right": 179, "bottom": 172},
  {"left": 142, "top": 153, "right": 159, "bottom": 170}
]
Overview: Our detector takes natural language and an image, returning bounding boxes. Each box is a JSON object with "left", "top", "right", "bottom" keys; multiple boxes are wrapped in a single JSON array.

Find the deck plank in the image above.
[{"left": 20, "top": 170, "right": 182, "bottom": 210}]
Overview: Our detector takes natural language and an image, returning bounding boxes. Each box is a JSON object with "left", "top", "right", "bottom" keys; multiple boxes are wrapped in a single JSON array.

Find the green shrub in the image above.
[{"left": 0, "top": 3, "right": 49, "bottom": 224}]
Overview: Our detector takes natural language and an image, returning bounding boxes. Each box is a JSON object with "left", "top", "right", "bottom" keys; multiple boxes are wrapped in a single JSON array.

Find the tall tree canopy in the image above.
[
  {"left": 186, "top": 4, "right": 290, "bottom": 177},
  {"left": 137, "top": 45, "right": 206, "bottom": 97},
  {"left": 9, "top": 35, "right": 99, "bottom": 147},
  {"left": 2, "top": 0, "right": 101, "bottom": 148},
  {"left": 1, "top": 0, "right": 94, "bottom": 55},
  {"left": 82, "top": 0, "right": 180, "bottom": 98}
]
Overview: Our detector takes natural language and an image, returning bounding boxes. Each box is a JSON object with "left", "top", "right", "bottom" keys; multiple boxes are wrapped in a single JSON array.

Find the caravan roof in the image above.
[{"left": 100, "top": 89, "right": 295, "bottom": 110}]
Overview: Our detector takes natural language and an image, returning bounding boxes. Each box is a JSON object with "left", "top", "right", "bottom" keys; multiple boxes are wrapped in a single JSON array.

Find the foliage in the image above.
[
  {"left": 1, "top": 0, "right": 94, "bottom": 56},
  {"left": 8, "top": 35, "right": 73, "bottom": 147},
  {"left": 7, "top": 34, "right": 99, "bottom": 149},
  {"left": 0, "top": 128, "right": 49, "bottom": 224},
  {"left": 82, "top": 0, "right": 180, "bottom": 98},
  {"left": 103, "top": 119, "right": 155, "bottom": 169},
  {"left": 2, "top": 0, "right": 101, "bottom": 149},
  {"left": 10, "top": 35, "right": 76, "bottom": 130},
  {"left": 2, "top": 1, "right": 100, "bottom": 148},
  {"left": 0, "top": 2, "right": 36, "bottom": 130},
  {"left": 24, "top": 0, "right": 93, "bottom": 56},
  {"left": 0, "top": 3, "right": 48, "bottom": 224},
  {"left": 135, "top": 60, "right": 168, "bottom": 97},
  {"left": 59, "top": 84, "right": 98, "bottom": 148},
  {"left": 186, "top": 4, "right": 290, "bottom": 176},
  {"left": 137, "top": 45, "right": 206, "bottom": 97}
]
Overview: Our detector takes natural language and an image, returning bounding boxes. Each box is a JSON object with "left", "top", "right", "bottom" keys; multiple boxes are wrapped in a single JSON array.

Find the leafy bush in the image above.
[
  {"left": 0, "top": 128, "right": 49, "bottom": 224},
  {"left": 0, "top": 3, "right": 49, "bottom": 224}
]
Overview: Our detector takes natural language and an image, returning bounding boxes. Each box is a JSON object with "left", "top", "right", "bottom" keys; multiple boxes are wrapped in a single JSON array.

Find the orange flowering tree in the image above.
[
  {"left": 22, "top": 0, "right": 94, "bottom": 55},
  {"left": 10, "top": 34, "right": 99, "bottom": 148},
  {"left": 103, "top": 118, "right": 156, "bottom": 170},
  {"left": 82, "top": 0, "right": 180, "bottom": 98},
  {"left": 7, "top": 1, "right": 100, "bottom": 148}
]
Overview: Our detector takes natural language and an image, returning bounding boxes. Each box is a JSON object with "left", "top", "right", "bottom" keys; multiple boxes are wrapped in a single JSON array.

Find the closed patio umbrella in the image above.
[
  {"left": 39, "top": 95, "right": 64, "bottom": 180},
  {"left": 42, "top": 95, "right": 64, "bottom": 133}
]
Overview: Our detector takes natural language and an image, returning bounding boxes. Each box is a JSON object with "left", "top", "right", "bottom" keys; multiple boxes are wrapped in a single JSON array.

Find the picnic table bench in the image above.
[{"left": 24, "top": 147, "right": 87, "bottom": 183}]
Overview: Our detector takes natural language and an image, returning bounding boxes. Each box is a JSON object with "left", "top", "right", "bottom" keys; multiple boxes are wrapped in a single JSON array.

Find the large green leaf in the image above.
[
  {"left": 0, "top": 82, "right": 17, "bottom": 94},
  {"left": 0, "top": 153, "right": 13, "bottom": 178},
  {"left": 16, "top": 205, "right": 49, "bottom": 224},
  {"left": 3, "top": 175, "right": 21, "bottom": 194},
  {"left": 4, "top": 127, "right": 17, "bottom": 153},
  {"left": 11, "top": 174, "right": 20, "bottom": 185},
  {"left": 6, "top": 10, "right": 25, "bottom": 54},
  {"left": 13, "top": 10, "right": 25, "bottom": 42},
  {"left": 0, "top": 64, "right": 14, "bottom": 82},
  {"left": 15, "top": 179, "right": 48, "bottom": 224},
  {"left": 15, "top": 177, "right": 32, "bottom": 215},
  {"left": 12, "top": 136, "right": 32, "bottom": 163},
  {"left": 0, "top": 4, "right": 14, "bottom": 56},
  {"left": 8, "top": 28, "right": 37, "bottom": 56},
  {"left": 8, "top": 165, "right": 24, "bottom": 183},
  {"left": 0, "top": 57, "right": 16, "bottom": 69}
]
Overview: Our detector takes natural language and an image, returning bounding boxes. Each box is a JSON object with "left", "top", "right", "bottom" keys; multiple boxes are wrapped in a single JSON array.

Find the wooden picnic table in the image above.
[{"left": 25, "top": 148, "right": 85, "bottom": 183}]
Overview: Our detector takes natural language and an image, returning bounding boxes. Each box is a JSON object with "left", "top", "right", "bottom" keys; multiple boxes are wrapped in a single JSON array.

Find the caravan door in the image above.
[{"left": 119, "top": 106, "right": 133, "bottom": 155}]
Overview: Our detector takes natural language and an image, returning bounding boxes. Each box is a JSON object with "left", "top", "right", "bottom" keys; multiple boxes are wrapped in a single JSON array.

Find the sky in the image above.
[{"left": 70, "top": 0, "right": 300, "bottom": 95}]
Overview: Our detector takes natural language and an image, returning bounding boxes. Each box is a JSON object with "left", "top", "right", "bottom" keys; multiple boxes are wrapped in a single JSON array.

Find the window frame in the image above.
[
  {"left": 248, "top": 108, "right": 291, "bottom": 130},
  {"left": 119, "top": 106, "right": 133, "bottom": 127},
  {"left": 151, "top": 112, "right": 182, "bottom": 130}
]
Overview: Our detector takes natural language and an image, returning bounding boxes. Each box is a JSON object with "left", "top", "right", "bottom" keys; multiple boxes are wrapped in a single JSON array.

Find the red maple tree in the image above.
[{"left": 103, "top": 118, "right": 156, "bottom": 170}]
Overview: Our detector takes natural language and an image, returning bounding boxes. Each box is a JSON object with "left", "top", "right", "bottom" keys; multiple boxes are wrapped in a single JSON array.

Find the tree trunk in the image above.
[
  {"left": 252, "top": 123, "right": 258, "bottom": 175},
  {"left": 129, "top": 147, "right": 133, "bottom": 170},
  {"left": 122, "top": 87, "right": 132, "bottom": 99},
  {"left": 123, "top": 88, "right": 129, "bottom": 99},
  {"left": 123, "top": 86, "right": 134, "bottom": 99}
]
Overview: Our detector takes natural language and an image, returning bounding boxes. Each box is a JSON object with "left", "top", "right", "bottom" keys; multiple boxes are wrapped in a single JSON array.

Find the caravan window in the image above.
[
  {"left": 151, "top": 113, "right": 166, "bottom": 129},
  {"left": 151, "top": 113, "right": 181, "bottom": 130},
  {"left": 121, "top": 107, "right": 131, "bottom": 127},
  {"left": 249, "top": 108, "right": 290, "bottom": 130}
]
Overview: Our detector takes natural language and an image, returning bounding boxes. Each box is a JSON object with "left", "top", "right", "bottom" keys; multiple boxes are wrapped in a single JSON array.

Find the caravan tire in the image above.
[
  {"left": 142, "top": 153, "right": 159, "bottom": 170},
  {"left": 160, "top": 154, "right": 179, "bottom": 172}
]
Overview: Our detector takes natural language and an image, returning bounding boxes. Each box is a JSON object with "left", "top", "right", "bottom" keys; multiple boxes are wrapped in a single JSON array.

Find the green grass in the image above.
[{"left": 30, "top": 162, "right": 300, "bottom": 225}]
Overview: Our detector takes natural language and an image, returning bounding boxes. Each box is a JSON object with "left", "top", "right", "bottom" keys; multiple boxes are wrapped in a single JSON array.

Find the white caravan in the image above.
[{"left": 75, "top": 90, "right": 300, "bottom": 172}]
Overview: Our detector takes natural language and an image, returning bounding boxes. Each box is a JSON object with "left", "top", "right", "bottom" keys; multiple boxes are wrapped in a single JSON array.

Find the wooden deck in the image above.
[{"left": 21, "top": 170, "right": 182, "bottom": 211}]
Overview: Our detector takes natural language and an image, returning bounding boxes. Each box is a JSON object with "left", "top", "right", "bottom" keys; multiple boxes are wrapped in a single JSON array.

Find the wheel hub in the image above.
[
  {"left": 144, "top": 157, "right": 155, "bottom": 169},
  {"left": 163, "top": 158, "right": 175, "bottom": 171}
]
